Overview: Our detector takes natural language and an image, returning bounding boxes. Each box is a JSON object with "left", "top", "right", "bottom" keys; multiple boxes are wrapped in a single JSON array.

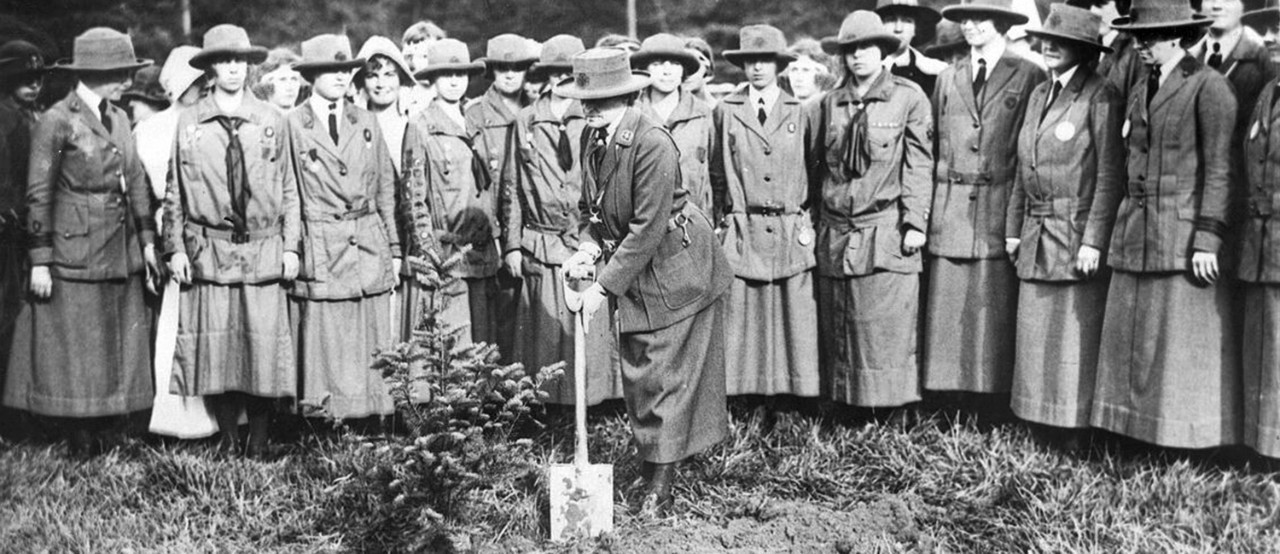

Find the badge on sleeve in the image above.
[
  {"left": 1122, "top": 120, "right": 1131, "bottom": 139},
  {"left": 1251, "top": 120, "right": 1261, "bottom": 140},
  {"left": 620, "top": 130, "right": 633, "bottom": 142},
  {"left": 1054, "top": 122, "right": 1076, "bottom": 142}
]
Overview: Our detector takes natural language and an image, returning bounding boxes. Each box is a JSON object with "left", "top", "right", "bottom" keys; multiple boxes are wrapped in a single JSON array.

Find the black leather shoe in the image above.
[{"left": 638, "top": 462, "right": 676, "bottom": 517}]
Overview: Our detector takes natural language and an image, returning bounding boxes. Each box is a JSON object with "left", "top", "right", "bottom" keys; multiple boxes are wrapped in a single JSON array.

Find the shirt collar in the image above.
[
  {"left": 309, "top": 94, "right": 343, "bottom": 121},
  {"left": 1053, "top": 64, "right": 1079, "bottom": 89},
  {"left": 1157, "top": 52, "right": 1185, "bottom": 86},
  {"left": 76, "top": 82, "right": 104, "bottom": 120},
  {"left": 748, "top": 83, "right": 781, "bottom": 113},
  {"left": 1198, "top": 26, "right": 1244, "bottom": 59},
  {"left": 1101, "top": 30, "right": 1120, "bottom": 48},
  {"left": 970, "top": 41, "right": 1007, "bottom": 78}
]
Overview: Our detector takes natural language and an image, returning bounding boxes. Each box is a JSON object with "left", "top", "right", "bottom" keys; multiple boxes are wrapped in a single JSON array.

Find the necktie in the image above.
[
  {"left": 1147, "top": 66, "right": 1161, "bottom": 109},
  {"left": 842, "top": 100, "right": 870, "bottom": 178},
  {"left": 757, "top": 99, "right": 767, "bottom": 125},
  {"left": 556, "top": 123, "right": 573, "bottom": 172},
  {"left": 213, "top": 116, "right": 251, "bottom": 243},
  {"left": 460, "top": 134, "right": 492, "bottom": 192},
  {"left": 591, "top": 127, "right": 609, "bottom": 174},
  {"left": 973, "top": 58, "right": 987, "bottom": 100},
  {"left": 1208, "top": 42, "right": 1222, "bottom": 70},
  {"left": 99, "top": 99, "right": 112, "bottom": 134},
  {"left": 327, "top": 102, "right": 339, "bottom": 145},
  {"left": 1040, "top": 81, "right": 1063, "bottom": 124}
]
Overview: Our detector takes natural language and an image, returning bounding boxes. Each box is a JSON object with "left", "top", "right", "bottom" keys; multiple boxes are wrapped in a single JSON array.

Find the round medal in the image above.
[{"left": 1054, "top": 122, "right": 1076, "bottom": 141}]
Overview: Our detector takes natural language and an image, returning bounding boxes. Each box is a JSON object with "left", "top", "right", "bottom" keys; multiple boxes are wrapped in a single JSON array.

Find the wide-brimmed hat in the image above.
[
  {"left": 1242, "top": 0, "right": 1278, "bottom": 30},
  {"left": 723, "top": 25, "right": 798, "bottom": 69},
  {"left": 355, "top": 35, "right": 414, "bottom": 84},
  {"left": 54, "top": 27, "right": 152, "bottom": 72},
  {"left": 1027, "top": 4, "right": 1112, "bottom": 52},
  {"left": 529, "top": 34, "right": 586, "bottom": 80},
  {"left": 480, "top": 33, "right": 538, "bottom": 69},
  {"left": 189, "top": 24, "right": 268, "bottom": 69},
  {"left": 630, "top": 33, "right": 701, "bottom": 75},
  {"left": 555, "top": 47, "right": 652, "bottom": 100},
  {"left": 120, "top": 65, "right": 169, "bottom": 106},
  {"left": 1110, "top": 0, "right": 1210, "bottom": 30},
  {"left": 0, "top": 40, "right": 47, "bottom": 80},
  {"left": 293, "top": 34, "right": 365, "bottom": 73},
  {"left": 941, "top": 0, "right": 1031, "bottom": 25},
  {"left": 924, "top": 20, "right": 967, "bottom": 57},
  {"left": 821, "top": 11, "right": 903, "bottom": 55},
  {"left": 158, "top": 45, "right": 204, "bottom": 101},
  {"left": 876, "top": 0, "right": 943, "bottom": 45},
  {"left": 413, "top": 38, "right": 485, "bottom": 80},
  {"left": 686, "top": 36, "right": 715, "bottom": 73}
]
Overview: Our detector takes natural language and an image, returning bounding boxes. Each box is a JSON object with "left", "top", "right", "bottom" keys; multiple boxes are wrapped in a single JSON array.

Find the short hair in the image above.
[
  {"left": 250, "top": 47, "right": 302, "bottom": 101},
  {"left": 788, "top": 38, "right": 833, "bottom": 68},
  {"left": 356, "top": 54, "right": 411, "bottom": 88},
  {"left": 402, "top": 21, "right": 447, "bottom": 47}
]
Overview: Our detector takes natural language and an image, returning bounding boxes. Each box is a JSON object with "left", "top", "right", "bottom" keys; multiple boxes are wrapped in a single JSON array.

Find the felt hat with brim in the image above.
[
  {"left": 189, "top": 24, "right": 268, "bottom": 69},
  {"left": 159, "top": 45, "right": 204, "bottom": 101},
  {"left": 480, "top": 33, "right": 538, "bottom": 70},
  {"left": 413, "top": 38, "right": 485, "bottom": 80},
  {"left": 293, "top": 34, "right": 365, "bottom": 73},
  {"left": 355, "top": 36, "right": 414, "bottom": 83},
  {"left": 529, "top": 34, "right": 586, "bottom": 80},
  {"left": 121, "top": 65, "right": 169, "bottom": 106},
  {"left": 630, "top": 33, "right": 701, "bottom": 75},
  {"left": 1027, "top": 4, "right": 1112, "bottom": 53},
  {"left": 876, "top": 0, "right": 943, "bottom": 45},
  {"left": 0, "top": 40, "right": 47, "bottom": 80},
  {"left": 941, "top": 0, "right": 1031, "bottom": 25},
  {"left": 555, "top": 47, "right": 652, "bottom": 100},
  {"left": 723, "top": 25, "right": 798, "bottom": 69},
  {"left": 1242, "top": 0, "right": 1279, "bottom": 30},
  {"left": 821, "top": 11, "right": 903, "bottom": 55},
  {"left": 54, "top": 27, "right": 151, "bottom": 73},
  {"left": 924, "top": 20, "right": 967, "bottom": 57},
  {"left": 1110, "top": 0, "right": 1210, "bottom": 31}
]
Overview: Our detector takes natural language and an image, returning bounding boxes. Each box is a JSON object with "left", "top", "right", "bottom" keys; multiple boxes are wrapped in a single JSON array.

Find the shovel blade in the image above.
[{"left": 549, "top": 463, "right": 614, "bottom": 541}]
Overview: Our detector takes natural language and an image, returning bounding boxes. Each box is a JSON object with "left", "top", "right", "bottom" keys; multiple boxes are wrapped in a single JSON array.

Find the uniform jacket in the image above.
[
  {"left": 0, "top": 97, "right": 34, "bottom": 242},
  {"left": 1237, "top": 78, "right": 1280, "bottom": 282},
  {"left": 640, "top": 91, "right": 715, "bottom": 214},
  {"left": 579, "top": 108, "right": 732, "bottom": 333},
  {"left": 163, "top": 95, "right": 301, "bottom": 284},
  {"left": 710, "top": 86, "right": 815, "bottom": 281},
  {"left": 1093, "top": 54, "right": 1237, "bottom": 273},
  {"left": 1197, "top": 27, "right": 1274, "bottom": 134},
  {"left": 465, "top": 87, "right": 521, "bottom": 194},
  {"left": 930, "top": 51, "right": 1046, "bottom": 259},
  {"left": 1098, "top": 33, "right": 1144, "bottom": 101},
  {"left": 500, "top": 95, "right": 586, "bottom": 267},
  {"left": 890, "top": 48, "right": 949, "bottom": 98},
  {"left": 26, "top": 90, "right": 155, "bottom": 280},
  {"left": 807, "top": 72, "right": 933, "bottom": 278},
  {"left": 286, "top": 100, "right": 399, "bottom": 299},
  {"left": 1007, "top": 68, "right": 1125, "bottom": 281},
  {"left": 402, "top": 101, "right": 500, "bottom": 279}
]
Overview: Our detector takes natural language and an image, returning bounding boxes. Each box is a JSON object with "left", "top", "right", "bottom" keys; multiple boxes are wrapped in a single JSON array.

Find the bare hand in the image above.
[
  {"left": 1076, "top": 245, "right": 1101, "bottom": 276},
  {"left": 1192, "top": 251, "right": 1220, "bottom": 284},
  {"left": 902, "top": 229, "right": 926, "bottom": 255},
  {"left": 168, "top": 253, "right": 192, "bottom": 284},
  {"left": 581, "top": 282, "right": 608, "bottom": 319},
  {"left": 144, "top": 244, "right": 162, "bottom": 295},
  {"left": 29, "top": 265, "right": 51, "bottom": 299},
  {"left": 282, "top": 252, "right": 300, "bottom": 281},
  {"left": 1005, "top": 238, "right": 1021, "bottom": 260},
  {"left": 503, "top": 250, "right": 522, "bottom": 279},
  {"left": 562, "top": 249, "right": 596, "bottom": 281},
  {"left": 392, "top": 257, "right": 403, "bottom": 286}
]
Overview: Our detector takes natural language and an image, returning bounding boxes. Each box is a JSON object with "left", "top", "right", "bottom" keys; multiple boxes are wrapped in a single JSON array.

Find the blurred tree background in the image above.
[{"left": 0, "top": 0, "right": 891, "bottom": 84}]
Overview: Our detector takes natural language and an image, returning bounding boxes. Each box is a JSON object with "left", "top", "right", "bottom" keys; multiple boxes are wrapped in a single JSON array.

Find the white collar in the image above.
[
  {"left": 309, "top": 94, "right": 343, "bottom": 122},
  {"left": 1052, "top": 64, "right": 1079, "bottom": 89},
  {"left": 650, "top": 90, "right": 680, "bottom": 122},
  {"left": 1101, "top": 30, "right": 1120, "bottom": 48},
  {"left": 1156, "top": 52, "right": 1185, "bottom": 86},
  {"left": 970, "top": 40, "right": 1007, "bottom": 80},
  {"left": 604, "top": 109, "right": 625, "bottom": 141},
  {"left": 748, "top": 83, "right": 780, "bottom": 114},
  {"left": 76, "top": 82, "right": 104, "bottom": 121},
  {"left": 1197, "top": 26, "right": 1244, "bottom": 60}
]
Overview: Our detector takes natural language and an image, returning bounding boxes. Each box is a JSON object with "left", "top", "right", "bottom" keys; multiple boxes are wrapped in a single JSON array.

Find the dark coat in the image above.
[
  {"left": 465, "top": 87, "right": 521, "bottom": 194},
  {"left": 1098, "top": 33, "right": 1145, "bottom": 101},
  {"left": 1238, "top": 78, "right": 1280, "bottom": 282},
  {"left": 0, "top": 98, "right": 34, "bottom": 242},
  {"left": 1008, "top": 68, "right": 1125, "bottom": 281},
  {"left": 579, "top": 108, "right": 731, "bottom": 333},
  {"left": 639, "top": 91, "right": 715, "bottom": 214},
  {"left": 930, "top": 51, "right": 1046, "bottom": 259},
  {"left": 26, "top": 90, "right": 155, "bottom": 280}
]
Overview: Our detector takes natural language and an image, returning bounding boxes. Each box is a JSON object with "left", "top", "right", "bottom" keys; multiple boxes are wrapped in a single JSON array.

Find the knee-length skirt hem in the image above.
[{"left": 292, "top": 292, "right": 396, "bottom": 420}]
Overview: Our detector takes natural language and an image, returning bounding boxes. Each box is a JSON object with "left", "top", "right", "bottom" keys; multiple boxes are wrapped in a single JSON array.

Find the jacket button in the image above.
[
  {"left": 764, "top": 176, "right": 772, "bottom": 182},
  {"left": 1137, "top": 175, "right": 1145, "bottom": 181},
  {"left": 970, "top": 145, "right": 979, "bottom": 152},
  {"left": 1029, "top": 164, "right": 1036, "bottom": 171},
  {"left": 345, "top": 203, "right": 353, "bottom": 210},
  {"left": 972, "top": 122, "right": 980, "bottom": 129},
  {"left": 766, "top": 226, "right": 774, "bottom": 233},
  {"left": 349, "top": 236, "right": 358, "bottom": 245},
  {"left": 969, "top": 193, "right": 978, "bottom": 200},
  {"left": 333, "top": 214, "right": 341, "bottom": 220}
]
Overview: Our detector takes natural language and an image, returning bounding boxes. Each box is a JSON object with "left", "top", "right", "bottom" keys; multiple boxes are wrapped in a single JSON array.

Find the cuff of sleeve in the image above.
[
  {"left": 597, "top": 270, "right": 625, "bottom": 298},
  {"left": 29, "top": 245, "right": 52, "bottom": 265},
  {"left": 138, "top": 229, "right": 156, "bottom": 247},
  {"left": 1192, "top": 229, "right": 1222, "bottom": 253},
  {"left": 901, "top": 213, "right": 927, "bottom": 234}
]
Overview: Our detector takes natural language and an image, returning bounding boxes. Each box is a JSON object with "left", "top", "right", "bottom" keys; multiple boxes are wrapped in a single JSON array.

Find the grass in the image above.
[{"left": 3, "top": 406, "right": 1280, "bottom": 553}]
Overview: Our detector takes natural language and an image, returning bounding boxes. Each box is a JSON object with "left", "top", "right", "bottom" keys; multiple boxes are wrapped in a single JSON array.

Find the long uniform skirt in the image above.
[
  {"left": 399, "top": 277, "right": 471, "bottom": 344},
  {"left": 1010, "top": 277, "right": 1108, "bottom": 428},
  {"left": 818, "top": 271, "right": 920, "bottom": 407},
  {"left": 1091, "top": 271, "right": 1241, "bottom": 448},
  {"left": 622, "top": 297, "right": 729, "bottom": 464},
  {"left": 4, "top": 275, "right": 152, "bottom": 417},
  {"left": 923, "top": 257, "right": 1018, "bottom": 392},
  {"left": 1241, "top": 284, "right": 1280, "bottom": 457},
  {"left": 170, "top": 281, "right": 296, "bottom": 397},
  {"left": 466, "top": 273, "right": 521, "bottom": 362},
  {"left": 292, "top": 292, "right": 396, "bottom": 419},
  {"left": 725, "top": 272, "right": 820, "bottom": 397},
  {"left": 514, "top": 260, "right": 623, "bottom": 405},
  {"left": 0, "top": 239, "right": 25, "bottom": 400}
]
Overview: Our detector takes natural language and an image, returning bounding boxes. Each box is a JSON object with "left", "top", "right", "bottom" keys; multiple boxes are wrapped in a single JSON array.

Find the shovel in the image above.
[{"left": 549, "top": 273, "right": 614, "bottom": 541}]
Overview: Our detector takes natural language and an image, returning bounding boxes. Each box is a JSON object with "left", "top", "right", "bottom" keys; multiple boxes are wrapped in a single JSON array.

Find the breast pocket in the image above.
[{"left": 867, "top": 122, "right": 902, "bottom": 162}]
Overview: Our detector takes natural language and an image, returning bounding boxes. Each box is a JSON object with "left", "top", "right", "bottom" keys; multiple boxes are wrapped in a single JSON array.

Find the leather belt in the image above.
[
  {"left": 188, "top": 221, "right": 283, "bottom": 244},
  {"left": 305, "top": 204, "right": 372, "bottom": 222}
]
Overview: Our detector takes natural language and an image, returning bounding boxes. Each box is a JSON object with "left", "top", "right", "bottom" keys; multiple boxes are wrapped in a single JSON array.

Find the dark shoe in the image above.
[
  {"left": 67, "top": 426, "right": 94, "bottom": 460},
  {"left": 216, "top": 428, "right": 242, "bottom": 459},
  {"left": 638, "top": 462, "right": 676, "bottom": 517}
]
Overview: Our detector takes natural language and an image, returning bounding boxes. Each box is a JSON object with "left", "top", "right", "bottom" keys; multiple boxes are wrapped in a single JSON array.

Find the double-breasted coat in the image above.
[
  {"left": 1090, "top": 54, "right": 1241, "bottom": 449},
  {"left": 1007, "top": 67, "right": 1124, "bottom": 428},
  {"left": 580, "top": 107, "right": 731, "bottom": 463},
  {"left": 925, "top": 51, "right": 1045, "bottom": 393},
  {"left": 163, "top": 94, "right": 300, "bottom": 398},
  {"left": 286, "top": 100, "right": 399, "bottom": 419},
  {"left": 710, "top": 86, "right": 819, "bottom": 397},
  {"left": 640, "top": 91, "right": 715, "bottom": 216},
  {"left": 5, "top": 89, "right": 155, "bottom": 417},
  {"left": 807, "top": 71, "right": 933, "bottom": 406}
]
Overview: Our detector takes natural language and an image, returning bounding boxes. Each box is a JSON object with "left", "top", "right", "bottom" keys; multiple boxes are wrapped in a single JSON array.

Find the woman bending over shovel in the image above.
[{"left": 558, "top": 47, "right": 733, "bottom": 515}]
